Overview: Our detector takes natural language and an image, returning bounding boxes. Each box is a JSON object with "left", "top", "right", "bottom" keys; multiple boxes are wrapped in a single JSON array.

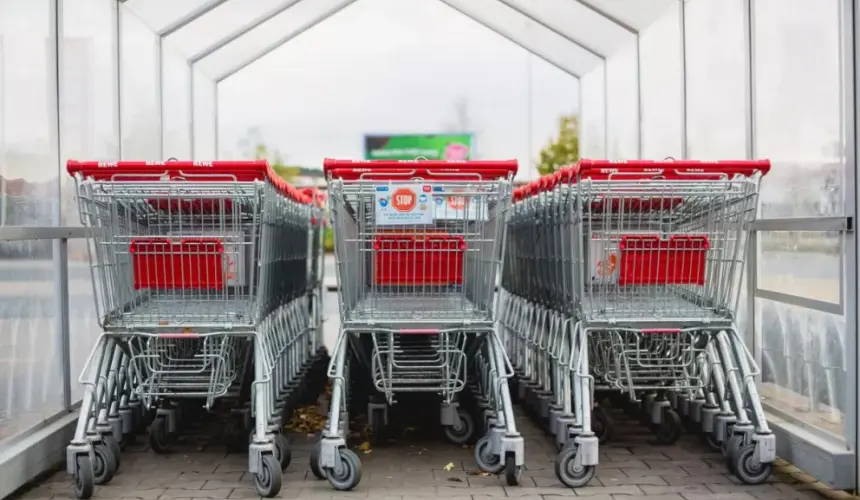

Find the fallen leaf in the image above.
[
  {"left": 443, "top": 462, "right": 455, "bottom": 471},
  {"left": 358, "top": 441, "right": 371, "bottom": 452},
  {"left": 447, "top": 477, "right": 463, "bottom": 482}
]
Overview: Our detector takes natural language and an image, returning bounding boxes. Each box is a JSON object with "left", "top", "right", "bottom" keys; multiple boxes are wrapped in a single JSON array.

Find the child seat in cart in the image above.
[
  {"left": 313, "top": 158, "right": 526, "bottom": 490},
  {"left": 64, "top": 160, "right": 324, "bottom": 499}
]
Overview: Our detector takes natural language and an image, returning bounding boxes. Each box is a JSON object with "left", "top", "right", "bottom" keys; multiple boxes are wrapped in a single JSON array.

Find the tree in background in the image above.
[
  {"left": 536, "top": 114, "right": 580, "bottom": 176},
  {"left": 238, "top": 127, "right": 300, "bottom": 181}
]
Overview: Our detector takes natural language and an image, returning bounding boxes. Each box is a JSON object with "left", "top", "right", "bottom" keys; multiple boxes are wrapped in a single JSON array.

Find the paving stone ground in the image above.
[{"left": 12, "top": 406, "right": 831, "bottom": 500}]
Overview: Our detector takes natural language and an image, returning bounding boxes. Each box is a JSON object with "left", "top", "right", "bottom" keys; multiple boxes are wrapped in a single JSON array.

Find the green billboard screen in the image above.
[{"left": 363, "top": 133, "right": 473, "bottom": 161}]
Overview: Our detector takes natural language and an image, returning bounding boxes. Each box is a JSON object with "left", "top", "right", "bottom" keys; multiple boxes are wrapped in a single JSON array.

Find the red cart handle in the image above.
[
  {"left": 323, "top": 158, "right": 518, "bottom": 181},
  {"left": 67, "top": 160, "right": 313, "bottom": 205},
  {"left": 559, "top": 159, "right": 771, "bottom": 182}
]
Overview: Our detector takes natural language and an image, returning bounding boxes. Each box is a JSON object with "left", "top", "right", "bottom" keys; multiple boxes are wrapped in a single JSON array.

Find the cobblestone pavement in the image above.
[{"left": 14, "top": 407, "right": 830, "bottom": 500}]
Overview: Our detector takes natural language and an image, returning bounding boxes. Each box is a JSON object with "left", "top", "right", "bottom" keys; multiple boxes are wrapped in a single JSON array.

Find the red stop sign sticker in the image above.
[
  {"left": 447, "top": 196, "right": 466, "bottom": 210},
  {"left": 391, "top": 187, "right": 417, "bottom": 212}
]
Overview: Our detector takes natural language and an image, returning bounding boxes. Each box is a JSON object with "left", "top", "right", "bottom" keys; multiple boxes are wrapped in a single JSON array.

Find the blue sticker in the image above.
[
  {"left": 376, "top": 186, "right": 389, "bottom": 192},
  {"left": 434, "top": 197, "right": 443, "bottom": 205},
  {"left": 432, "top": 186, "right": 444, "bottom": 192},
  {"left": 418, "top": 194, "right": 428, "bottom": 203},
  {"left": 379, "top": 198, "right": 388, "bottom": 207}
]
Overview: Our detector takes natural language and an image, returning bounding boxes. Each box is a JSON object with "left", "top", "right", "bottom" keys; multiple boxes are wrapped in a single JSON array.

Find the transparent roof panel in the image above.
[
  {"left": 437, "top": 0, "right": 601, "bottom": 76},
  {"left": 577, "top": 0, "right": 677, "bottom": 31},
  {"left": 165, "top": 0, "right": 300, "bottom": 59},
  {"left": 125, "top": 0, "right": 221, "bottom": 34},
  {"left": 199, "top": 0, "right": 359, "bottom": 80},
  {"left": 203, "top": 0, "right": 599, "bottom": 81},
  {"left": 499, "top": 0, "right": 635, "bottom": 55}
]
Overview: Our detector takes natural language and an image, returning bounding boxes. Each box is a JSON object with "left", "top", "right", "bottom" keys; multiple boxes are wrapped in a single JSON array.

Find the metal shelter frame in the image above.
[{"left": 0, "top": 0, "right": 858, "bottom": 498}]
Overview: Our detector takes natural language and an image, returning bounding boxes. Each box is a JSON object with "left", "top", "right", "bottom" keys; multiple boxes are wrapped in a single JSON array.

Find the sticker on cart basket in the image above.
[
  {"left": 434, "top": 189, "right": 488, "bottom": 221},
  {"left": 375, "top": 184, "right": 434, "bottom": 225},
  {"left": 590, "top": 235, "right": 619, "bottom": 284}
]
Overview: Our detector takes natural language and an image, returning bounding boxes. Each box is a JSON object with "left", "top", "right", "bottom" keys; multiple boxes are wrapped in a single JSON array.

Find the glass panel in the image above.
[
  {"left": 580, "top": 65, "right": 606, "bottom": 159},
  {"left": 193, "top": 71, "right": 217, "bottom": 160},
  {"left": 684, "top": 0, "right": 746, "bottom": 159},
  {"left": 757, "top": 298, "right": 846, "bottom": 439},
  {"left": 163, "top": 42, "right": 192, "bottom": 159},
  {"left": 125, "top": 0, "right": 218, "bottom": 35},
  {"left": 757, "top": 231, "right": 840, "bottom": 304},
  {"left": 753, "top": 0, "right": 843, "bottom": 218},
  {"left": 639, "top": 2, "right": 682, "bottom": 159},
  {"left": 120, "top": 6, "right": 160, "bottom": 160},
  {"left": 500, "top": 0, "right": 634, "bottom": 55},
  {"left": 0, "top": 0, "right": 63, "bottom": 441},
  {"left": 605, "top": 41, "right": 639, "bottom": 159},
  {"left": 577, "top": 0, "right": 677, "bottom": 31},
  {"left": 165, "top": 0, "right": 296, "bottom": 60},
  {"left": 216, "top": 0, "right": 574, "bottom": 174},
  {"left": 63, "top": 0, "right": 119, "bottom": 402}
]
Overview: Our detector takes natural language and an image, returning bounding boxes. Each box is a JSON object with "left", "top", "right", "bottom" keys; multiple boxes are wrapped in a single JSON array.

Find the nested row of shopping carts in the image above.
[
  {"left": 64, "top": 160, "right": 327, "bottom": 499},
  {"left": 312, "top": 158, "right": 526, "bottom": 490},
  {"left": 500, "top": 159, "right": 776, "bottom": 487}
]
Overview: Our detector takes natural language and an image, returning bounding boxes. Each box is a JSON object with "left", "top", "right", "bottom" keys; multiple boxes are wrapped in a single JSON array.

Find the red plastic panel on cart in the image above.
[
  {"left": 372, "top": 234, "right": 466, "bottom": 286},
  {"left": 618, "top": 235, "right": 709, "bottom": 286},
  {"left": 129, "top": 237, "right": 225, "bottom": 290}
]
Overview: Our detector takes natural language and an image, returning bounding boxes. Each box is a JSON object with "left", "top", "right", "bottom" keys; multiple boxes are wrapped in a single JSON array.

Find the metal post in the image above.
[
  {"left": 49, "top": 0, "right": 73, "bottom": 411},
  {"left": 156, "top": 36, "right": 164, "bottom": 160},
  {"left": 678, "top": 0, "right": 688, "bottom": 160},
  {"left": 635, "top": 36, "right": 643, "bottom": 159}
]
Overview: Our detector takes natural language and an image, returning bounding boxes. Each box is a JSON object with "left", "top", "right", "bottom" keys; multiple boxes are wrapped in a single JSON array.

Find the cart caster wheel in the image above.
[
  {"left": 92, "top": 442, "right": 118, "bottom": 485},
  {"left": 273, "top": 434, "right": 292, "bottom": 471},
  {"left": 504, "top": 454, "right": 523, "bottom": 486},
  {"left": 253, "top": 454, "right": 283, "bottom": 497},
  {"left": 554, "top": 445, "right": 596, "bottom": 488},
  {"left": 592, "top": 407, "right": 613, "bottom": 444},
  {"left": 103, "top": 434, "right": 122, "bottom": 467},
  {"left": 121, "top": 432, "right": 137, "bottom": 448},
  {"left": 654, "top": 409, "right": 683, "bottom": 445},
  {"left": 733, "top": 443, "right": 773, "bottom": 485},
  {"left": 325, "top": 448, "right": 362, "bottom": 491},
  {"left": 73, "top": 454, "right": 95, "bottom": 500},
  {"left": 149, "top": 417, "right": 173, "bottom": 453},
  {"left": 724, "top": 434, "right": 745, "bottom": 473},
  {"left": 443, "top": 408, "right": 476, "bottom": 445},
  {"left": 474, "top": 435, "right": 504, "bottom": 474},
  {"left": 309, "top": 441, "right": 326, "bottom": 480},
  {"left": 370, "top": 408, "right": 386, "bottom": 446},
  {"left": 702, "top": 431, "right": 722, "bottom": 451}
]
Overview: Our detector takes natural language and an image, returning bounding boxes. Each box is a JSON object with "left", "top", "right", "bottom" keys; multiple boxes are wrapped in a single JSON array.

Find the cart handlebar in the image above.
[
  {"left": 513, "top": 158, "right": 771, "bottom": 202},
  {"left": 322, "top": 158, "right": 518, "bottom": 181},
  {"left": 67, "top": 159, "right": 314, "bottom": 205}
]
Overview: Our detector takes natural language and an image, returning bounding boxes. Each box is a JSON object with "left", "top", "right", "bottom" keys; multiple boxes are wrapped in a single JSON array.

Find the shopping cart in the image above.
[
  {"left": 503, "top": 159, "right": 775, "bottom": 487},
  {"left": 311, "top": 158, "right": 525, "bottom": 490},
  {"left": 64, "top": 160, "right": 320, "bottom": 499}
]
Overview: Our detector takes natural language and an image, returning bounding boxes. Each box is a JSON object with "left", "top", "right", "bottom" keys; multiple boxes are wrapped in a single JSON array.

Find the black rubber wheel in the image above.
[
  {"left": 443, "top": 408, "right": 476, "bottom": 445},
  {"left": 253, "top": 455, "right": 283, "bottom": 497},
  {"left": 273, "top": 434, "right": 292, "bottom": 471},
  {"left": 504, "top": 454, "right": 523, "bottom": 486},
  {"left": 370, "top": 408, "right": 386, "bottom": 446},
  {"left": 149, "top": 417, "right": 173, "bottom": 454},
  {"left": 733, "top": 443, "right": 773, "bottom": 485},
  {"left": 702, "top": 431, "right": 722, "bottom": 451},
  {"left": 103, "top": 434, "right": 122, "bottom": 467},
  {"left": 326, "top": 448, "right": 362, "bottom": 491},
  {"left": 474, "top": 435, "right": 504, "bottom": 474},
  {"left": 554, "top": 445, "right": 596, "bottom": 488},
  {"left": 724, "top": 434, "right": 744, "bottom": 473},
  {"left": 592, "top": 407, "right": 613, "bottom": 444},
  {"left": 309, "top": 441, "right": 326, "bottom": 480},
  {"left": 73, "top": 454, "right": 95, "bottom": 499},
  {"left": 92, "top": 443, "right": 117, "bottom": 485},
  {"left": 654, "top": 409, "right": 683, "bottom": 445}
]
